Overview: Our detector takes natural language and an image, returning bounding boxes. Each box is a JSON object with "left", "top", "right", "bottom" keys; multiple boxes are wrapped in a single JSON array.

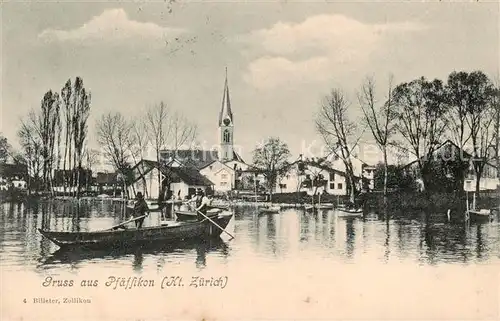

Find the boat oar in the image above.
[
  {"left": 106, "top": 214, "right": 148, "bottom": 231},
  {"left": 195, "top": 209, "right": 234, "bottom": 240}
]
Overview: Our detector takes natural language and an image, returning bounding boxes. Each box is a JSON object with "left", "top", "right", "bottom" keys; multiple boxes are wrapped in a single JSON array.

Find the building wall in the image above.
[
  {"left": 330, "top": 157, "right": 374, "bottom": 190},
  {"left": 170, "top": 182, "right": 210, "bottom": 199},
  {"left": 200, "top": 161, "right": 235, "bottom": 192},
  {"left": 129, "top": 168, "right": 162, "bottom": 200},
  {"left": 274, "top": 171, "right": 300, "bottom": 194},
  {"left": 464, "top": 162, "right": 500, "bottom": 191},
  {"left": 273, "top": 164, "right": 348, "bottom": 195}
]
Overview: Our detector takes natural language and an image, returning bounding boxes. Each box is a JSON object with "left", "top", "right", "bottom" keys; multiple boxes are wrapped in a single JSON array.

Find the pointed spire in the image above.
[{"left": 219, "top": 67, "right": 233, "bottom": 126}]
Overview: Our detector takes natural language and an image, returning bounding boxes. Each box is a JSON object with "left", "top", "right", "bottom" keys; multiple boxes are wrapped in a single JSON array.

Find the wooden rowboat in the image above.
[
  {"left": 259, "top": 206, "right": 281, "bottom": 214},
  {"left": 466, "top": 209, "right": 491, "bottom": 223},
  {"left": 175, "top": 208, "right": 223, "bottom": 221},
  {"left": 38, "top": 213, "right": 233, "bottom": 249},
  {"left": 337, "top": 208, "right": 364, "bottom": 217}
]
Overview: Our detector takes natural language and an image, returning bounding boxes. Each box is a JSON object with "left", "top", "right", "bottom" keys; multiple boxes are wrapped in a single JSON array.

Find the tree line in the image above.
[
  {"left": 13, "top": 77, "right": 91, "bottom": 197},
  {"left": 95, "top": 102, "right": 197, "bottom": 199},
  {"left": 251, "top": 70, "right": 499, "bottom": 205},
  {"left": 4, "top": 76, "right": 197, "bottom": 199},
  {"left": 317, "top": 70, "right": 499, "bottom": 203}
]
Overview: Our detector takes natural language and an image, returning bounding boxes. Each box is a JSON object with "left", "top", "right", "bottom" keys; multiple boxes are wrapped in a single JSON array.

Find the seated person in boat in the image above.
[
  {"left": 133, "top": 192, "right": 150, "bottom": 228},
  {"left": 184, "top": 191, "right": 199, "bottom": 211}
]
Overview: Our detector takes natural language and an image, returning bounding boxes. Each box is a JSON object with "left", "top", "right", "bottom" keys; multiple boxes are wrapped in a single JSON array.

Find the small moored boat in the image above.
[
  {"left": 465, "top": 191, "right": 492, "bottom": 223},
  {"left": 315, "top": 203, "right": 333, "bottom": 209},
  {"left": 337, "top": 208, "right": 364, "bottom": 217},
  {"left": 304, "top": 204, "right": 315, "bottom": 211},
  {"left": 466, "top": 209, "right": 491, "bottom": 223},
  {"left": 38, "top": 213, "right": 234, "bottom": 249}
]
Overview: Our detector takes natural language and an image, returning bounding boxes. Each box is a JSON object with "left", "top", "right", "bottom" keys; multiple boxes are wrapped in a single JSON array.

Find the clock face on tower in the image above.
[{"left": 223, "top": 118, "right": 231, "bottom": 126}]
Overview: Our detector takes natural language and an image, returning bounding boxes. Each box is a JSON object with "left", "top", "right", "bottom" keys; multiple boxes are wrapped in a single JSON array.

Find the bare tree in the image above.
[
  {"left": 0, "top": 134, "right": 11, "bottom": 163},
  {"left": 72, "top": 78, "right": 91, "bottom": 199},
  {"left": 96, "top": 112, "right": 134, "bottom": 197},
  {"left": 392, "top": 77, "right": 448, "bottom": 192},
  {"left": 446, "top": 72, "right": 474, "bottom": 150},
  {"left": 61, "top": 79, "right": 72, "bottom": 194},
  {"left": 167, "top": 111, "right": 198, "bottom": 150},
  {"left": 130, "top": 118, "right": 150, "bottom": 198},
  {"left": 18, "top": 118, "right": 43, "bottom": 192},
  {"left": 37, "top": 90, "right": 61, "bottom": 194},
  {"left": 84, "top": 148, "right": 100, "bottom": 193},
  {"left": 358, "top": 76, "right": 396, "bottom": 200},
  {"left": 316, "top": 89, "right": 359, "bottom": 204},
  {"left": 145, "top": 102, "right": 170, "bottom": 196},
  {"left": 252, "top": 137, "right": 291, "bottom": 202},
  {"left": 462, "top": 72, "right": 497, "bottom": 195}
]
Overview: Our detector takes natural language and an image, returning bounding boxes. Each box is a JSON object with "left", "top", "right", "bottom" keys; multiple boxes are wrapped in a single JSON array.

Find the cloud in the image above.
[
  {"left": 244, "top": 56, "right": 331, "bottom": 89},
  {"left": 38, "top": 8, "right": 185, "bottom": 43},
  {"left": 241, "top": 14, "right": 424, "bottom": 89}
]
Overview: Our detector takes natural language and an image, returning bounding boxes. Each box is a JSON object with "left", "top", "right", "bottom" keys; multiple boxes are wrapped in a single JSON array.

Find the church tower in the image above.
[{"left": 218, "top": 68, "right": 234, "bottom": 162}]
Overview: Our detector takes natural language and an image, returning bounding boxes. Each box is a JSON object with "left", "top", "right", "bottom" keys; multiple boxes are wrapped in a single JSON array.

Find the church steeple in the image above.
[
  {"left": 218, "top": 67, "right": 234, "bottom": 162},
  {"left": 218, "top": 67, "right": 233, "bottom": 126}
]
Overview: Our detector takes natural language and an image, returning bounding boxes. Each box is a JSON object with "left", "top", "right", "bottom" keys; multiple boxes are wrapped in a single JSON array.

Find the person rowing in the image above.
[
  {"left": 185, "top": 188, "right": 210, "bottom": 221},
  {"left": 133, "top": 192, "right": 150, "bottom": 229}
]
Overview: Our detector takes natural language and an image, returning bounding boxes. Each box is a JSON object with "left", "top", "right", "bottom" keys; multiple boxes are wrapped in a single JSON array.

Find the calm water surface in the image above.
[
  {"left": 1, "top": 199, "right": 499, "bottom": 319},
  {"left": 1, "top": 199, "right": 499, "bottom": 271}
]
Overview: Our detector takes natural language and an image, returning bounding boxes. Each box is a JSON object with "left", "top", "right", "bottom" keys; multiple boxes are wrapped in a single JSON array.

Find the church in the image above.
[
  {"left": 159, "top": 69, "right": 249, "bottom": 193},
  {"left": 127, "top": 70, "right": 250, "bottom": 200}
]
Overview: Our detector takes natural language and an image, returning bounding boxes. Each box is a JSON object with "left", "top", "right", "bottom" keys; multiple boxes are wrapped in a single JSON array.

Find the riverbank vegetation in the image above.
[{"left": 1, "top": 69, "right": 499, "bottom": 212}]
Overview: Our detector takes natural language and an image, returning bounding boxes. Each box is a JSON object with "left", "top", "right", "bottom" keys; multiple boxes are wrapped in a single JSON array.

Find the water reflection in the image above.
[
  {"left": 1, "top": 200, "right": 499, "bottom": 274},
  {"left": 38, "top": 238, "right": 229, "bottom": 271}
]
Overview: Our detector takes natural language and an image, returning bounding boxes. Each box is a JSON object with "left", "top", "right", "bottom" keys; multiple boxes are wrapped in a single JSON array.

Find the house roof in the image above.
[
  {"left": 160, "top": 149, "right": 245, "bottom": 169},
  {"left": 130, "top": 159, "right": 214, "bottom": 186},
  {"left": 302, "top": 160, "right": 353, "bottom": 177},
  {"left": 0, "top": 163, "right": 27, "bottom": 178},
  {"left": 169, "top": 166, "right": 214, "bottom": 186},
  {"left": 96, "top": 172, "right": 118, "bottom": 184},
  {"left": 401, "top": 139, "right": 475, "bottom": 169}
]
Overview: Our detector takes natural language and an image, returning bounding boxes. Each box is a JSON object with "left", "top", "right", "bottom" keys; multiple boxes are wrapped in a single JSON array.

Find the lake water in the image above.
[{"left": 1, "top": 199, "right": 499, "bottom": 320}]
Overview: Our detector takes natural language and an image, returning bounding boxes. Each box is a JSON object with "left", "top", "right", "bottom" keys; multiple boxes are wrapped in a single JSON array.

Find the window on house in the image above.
[
  {"left": 329, "top": 182, "right": 335, "bottom": 189},
  {"left": 221, "top": 182, "right": 227, "bottom": 186},
  {"left": 279, "top": 184, "right": 287, "bottom": 189},
  {"left": 221, "top": 174, "right": 228, "bottom": 179},
  {"left": 329, "top": 172, "right": 335, "bottom": 181},
  {"left": 337, "top": 183, "right": 343, "bottom": 189}
]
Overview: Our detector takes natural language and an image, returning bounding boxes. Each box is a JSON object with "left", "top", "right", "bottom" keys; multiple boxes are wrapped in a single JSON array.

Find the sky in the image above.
[{"left": 1, "top": 1, "right": 499, "bottom": 167}]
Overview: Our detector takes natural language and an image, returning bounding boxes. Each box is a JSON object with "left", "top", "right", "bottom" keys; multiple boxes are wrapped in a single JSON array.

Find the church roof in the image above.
[
  {"left": 160, "top": 149, "right": 245, "bottom": 170},
  {"left": 218, "top": 69, "right": 233, "bottom": 126}
]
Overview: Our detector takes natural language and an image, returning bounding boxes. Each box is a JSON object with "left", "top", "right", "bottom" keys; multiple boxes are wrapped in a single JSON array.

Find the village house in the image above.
[
  {"left": 402, "top": 139, "right": 499, "bottom": 192},
  {"left": 127, "top": 159, "right": 214, "bottom": 200},
  {"left": 0, "top": 163, "right": 28, "bottom": 191},
  {"left": 326, "top": 155, "right": 376, "bottom": 191},
  {"left": 273, "top": 159, "right": 350, "bottom": 196}
]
